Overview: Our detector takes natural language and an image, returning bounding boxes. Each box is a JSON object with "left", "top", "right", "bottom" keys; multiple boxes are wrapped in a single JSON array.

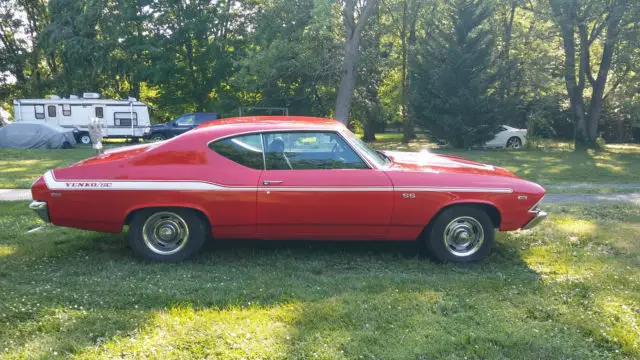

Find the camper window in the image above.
[
  {"left": 47, "top": 105, "right": 56, "bottom": 117},
  {"left": 62, "top": 104, "right": 71, "bottom": 116},
  {"left": 114, "top": 112, "right": 138, "bottom": 127},
  {"left": 34, "top": 105, "right": 45, "bottom": 119},
  {"left": 95, "top": 107, "right": 104, "bottom": 118}
]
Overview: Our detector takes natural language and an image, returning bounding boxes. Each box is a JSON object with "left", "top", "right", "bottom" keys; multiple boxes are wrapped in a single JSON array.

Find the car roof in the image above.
[
  {"left": 12, "top": 121, "right": 66, "bottom": 130},
  {"left": 192, "top": 116, "right": 343, "bottom": 136},
  {"left": 200, "top": 116, "right": 340, "bottom": 128},
  {"left": 165, "top": 116, "right": 346, "bottom": 145}
]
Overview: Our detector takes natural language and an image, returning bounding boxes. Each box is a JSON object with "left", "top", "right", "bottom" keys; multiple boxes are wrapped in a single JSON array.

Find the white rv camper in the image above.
[{"left": 13, "top": 93, "right": 151, "bottom": 144}]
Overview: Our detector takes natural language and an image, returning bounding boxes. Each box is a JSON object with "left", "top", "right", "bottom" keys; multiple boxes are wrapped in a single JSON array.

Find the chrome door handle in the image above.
[{"left": 262, "top": 180, "right": 283, "bottom": 185}]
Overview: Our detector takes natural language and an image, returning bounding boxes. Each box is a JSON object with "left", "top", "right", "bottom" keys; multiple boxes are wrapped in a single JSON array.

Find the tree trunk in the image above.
[
  {"left": 334, "top": 0, "right": 378, "bottom": 125},
  {"left": 585, "top": 1, "right": 625, "bottom": 146},
  {"left": 550, "top": 0, "right": 590, "bottom": 150},
  {"left": 403, "top": 0, "right": 421, "bottom": 143},
  {"left": 499, "top": 1, "right": 517, "bottom": 100},
  {"left": 334, "top": 38, "right": 359, "bottom": 124},
  {"left": 363, "top": 120, "right": 376, "bottom": 142}
]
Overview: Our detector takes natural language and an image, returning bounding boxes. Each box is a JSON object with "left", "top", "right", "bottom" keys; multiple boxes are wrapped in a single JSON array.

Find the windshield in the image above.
[{"left": 341, "top": 129, "right": 388, "bottom": 167}]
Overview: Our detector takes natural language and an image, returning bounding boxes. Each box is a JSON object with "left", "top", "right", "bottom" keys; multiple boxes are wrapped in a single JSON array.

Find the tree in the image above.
[
  {"left": 549, "top": 0, "right": 633, "bottom": 150},
  {"left": 334, "top": 0, "right": 379, "bottom": 125},
  {"left": 410, "top": 0, "right": 500, "bottom": 148},
  {"left": 382, "top": 0, "right": 424, "bottom": 142},
  {"left": 0, "top": 0, "right": 51, "bottom": 98},
  {"left": 232, "top": 0, "right": 341, "bottom": 117}
]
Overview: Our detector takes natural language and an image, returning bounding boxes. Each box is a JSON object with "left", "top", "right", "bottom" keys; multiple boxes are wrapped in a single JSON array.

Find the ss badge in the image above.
[{"left": 402, "top": 193, "right": 416, "bottom": 199}]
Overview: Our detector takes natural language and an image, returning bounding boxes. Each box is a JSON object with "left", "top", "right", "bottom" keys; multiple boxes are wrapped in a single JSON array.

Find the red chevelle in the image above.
[{"left": 29, "top": 116, "right": 547, "bottom": 263}]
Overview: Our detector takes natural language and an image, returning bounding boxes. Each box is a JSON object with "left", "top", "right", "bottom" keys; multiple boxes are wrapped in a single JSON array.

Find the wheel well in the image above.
[
  {"left": 124, "top": 206, "right": 212, "bottom": 230},
  {"left": 425, "top": 202, "right": 501, "bottom": 233}
]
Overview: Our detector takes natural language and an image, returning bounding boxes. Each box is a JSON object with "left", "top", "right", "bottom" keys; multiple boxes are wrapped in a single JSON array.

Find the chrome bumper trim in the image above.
[
  {"left": 29, "top": 201, "right": 50, "bottom": 223},
  {"left": 522, "top": 210, "right": 548, "bottom": 230}
]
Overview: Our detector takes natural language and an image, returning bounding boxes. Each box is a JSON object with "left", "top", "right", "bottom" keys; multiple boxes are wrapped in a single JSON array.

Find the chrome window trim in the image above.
[
  {"left": 339, "top": 128, "right": 389, "bottom": 169},
  {"left": 259, "top": 133, "right": 267, "bottom": 170},
  {"left": 208, "top": 127, "right": 373, "bottom": 170}
]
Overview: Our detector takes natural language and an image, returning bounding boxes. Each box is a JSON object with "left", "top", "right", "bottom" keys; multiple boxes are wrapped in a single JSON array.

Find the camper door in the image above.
[
  {"left": 45, "top": 104, "right": 58, "bottom": 125},
  {"left": 92, "top": 104, "right": 107, "bottom": 136}
]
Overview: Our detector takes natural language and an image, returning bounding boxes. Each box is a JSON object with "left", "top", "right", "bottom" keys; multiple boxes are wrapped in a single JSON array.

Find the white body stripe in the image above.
[{"left": 43, "top": 170, "right": 512, "bottom": 193}]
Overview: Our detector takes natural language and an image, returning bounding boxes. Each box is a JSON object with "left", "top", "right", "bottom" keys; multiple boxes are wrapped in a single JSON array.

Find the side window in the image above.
[
  {"left": 195, "top": 114, "right": 213, "bottom": 125},
  {"left": 95, "top": 106, "right": 104, "bottom": 118},
  {"left": 175, "top": 115, "right": 195, "bottom": 126},
  {"left": 62, "top": 104, "right": 71, "bottom": 116},
  {"left": 114, "top": 112, "right": 138, "bottom": 127},
  {"left": 34, "top": 105, "right": 45, "bottom": 119},
  {"left": 209, "top": 134, "right": 264, "bottom": 170},
  {"left": 47, "top": 105, "right": 56, "bottom": 117},
  {"left": 262, "top": 131, "right": 368, "bottom": 170}
]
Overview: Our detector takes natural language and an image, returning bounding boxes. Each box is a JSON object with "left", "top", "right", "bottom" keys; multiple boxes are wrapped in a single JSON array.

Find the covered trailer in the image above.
[{"left": 13, "top": 93, "right": 151, "bottom": 144}]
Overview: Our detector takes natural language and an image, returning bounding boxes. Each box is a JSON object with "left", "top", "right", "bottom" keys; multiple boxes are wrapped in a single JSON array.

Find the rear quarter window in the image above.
[{"left": 209, "top": 134, "right": 264, "bottom": 170}]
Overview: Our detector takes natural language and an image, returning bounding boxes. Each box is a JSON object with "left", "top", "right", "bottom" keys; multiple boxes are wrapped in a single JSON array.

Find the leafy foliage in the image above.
[{"left": 1, "top": 0, "right": 640, "bottom": 144}]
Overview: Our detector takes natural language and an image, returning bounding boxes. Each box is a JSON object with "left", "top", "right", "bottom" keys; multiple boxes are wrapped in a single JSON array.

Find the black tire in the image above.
[
  {"left": 423, "top": 206, "right": 494, "bottom": 263},
  {"left": 505, "top": 136, "right": 522, "bottom": 149},
  {"left": 128, "top": 208, "right": 208, "bottom": 262},
  {"left": 150, "top": 133, "right": 166, "bottom": 141},
  {"left": 78, "top": 133, "right": 91, "bottom": 145}
]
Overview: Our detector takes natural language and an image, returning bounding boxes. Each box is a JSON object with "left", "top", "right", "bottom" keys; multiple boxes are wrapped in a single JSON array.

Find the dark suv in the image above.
[{"left": 143, "top": 112, "right": 220, "bottom": 141}]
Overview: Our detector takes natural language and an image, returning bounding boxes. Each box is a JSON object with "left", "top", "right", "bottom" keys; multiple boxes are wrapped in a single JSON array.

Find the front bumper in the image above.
[
  {"left": 522, "top": 210, "right": 548, "bottom": 230},
  {"left": 29, "top": 201, "right": 50, "bottom": 223}
]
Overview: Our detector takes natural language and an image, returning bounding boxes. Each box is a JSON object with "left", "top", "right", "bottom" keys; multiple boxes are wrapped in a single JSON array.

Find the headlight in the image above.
[{"left": 144, "top": 127, "right": 151, "bottom": 134}]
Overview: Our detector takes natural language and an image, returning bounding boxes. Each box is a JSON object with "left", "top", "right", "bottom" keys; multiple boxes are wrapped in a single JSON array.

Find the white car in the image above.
[{"left": 485, "top": 125, "right": 527, "bottom": 149}]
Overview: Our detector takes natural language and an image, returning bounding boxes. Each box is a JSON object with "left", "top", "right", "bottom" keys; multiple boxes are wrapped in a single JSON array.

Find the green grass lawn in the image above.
[
  {"left": 0, "top": 202, "right": 638, "bottom": 358},
  {"left": 1, "top": 138, "right": 639, "bottom": 189},
  {"left": 371, "top": 135, "right": 640, "bottom": 185}
]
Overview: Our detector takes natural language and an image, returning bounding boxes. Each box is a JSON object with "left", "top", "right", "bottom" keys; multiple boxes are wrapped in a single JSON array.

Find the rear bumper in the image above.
[
  {"left": 522, "top": 210, "right": 548, "bottom": 230},
  {"left": 29, "top": 201, "right": 50, "bottom": 223}
]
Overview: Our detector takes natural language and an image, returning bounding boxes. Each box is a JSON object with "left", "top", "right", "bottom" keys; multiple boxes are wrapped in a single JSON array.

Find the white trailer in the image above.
[{"left": 13, "top": 93, "right": 151, "bottom": 144}]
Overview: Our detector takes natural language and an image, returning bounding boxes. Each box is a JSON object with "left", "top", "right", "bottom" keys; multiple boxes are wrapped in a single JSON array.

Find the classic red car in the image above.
[{"left": 29, "top": 116, "right": 547, "bottom": 263}]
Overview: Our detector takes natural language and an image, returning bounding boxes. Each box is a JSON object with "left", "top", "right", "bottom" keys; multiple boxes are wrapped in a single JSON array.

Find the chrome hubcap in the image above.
[
  {"left": 142, "top": 212, "right": 189, "bottom": 255},
  {"left": 443, "top": 216, "right": 484, "bottom": 257}
]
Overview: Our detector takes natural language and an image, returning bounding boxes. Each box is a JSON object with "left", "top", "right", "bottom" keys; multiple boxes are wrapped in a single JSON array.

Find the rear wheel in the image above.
[
  {"left": 505, "top": 136, "right": 522, "bottom": 149},
  {"left": 424, "top": 206, "right": 494, "bottom": 263},
  {"left": 150, "top": 133, "right": 166, "bottom": 142},
  {"left": 128, "top": 208, "right": 207, "bottom": 262}
]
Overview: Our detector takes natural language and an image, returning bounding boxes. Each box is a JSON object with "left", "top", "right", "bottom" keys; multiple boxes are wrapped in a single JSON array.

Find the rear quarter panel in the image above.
[{"left": 42, "top": 135, "right": 261, "bottom": 238}]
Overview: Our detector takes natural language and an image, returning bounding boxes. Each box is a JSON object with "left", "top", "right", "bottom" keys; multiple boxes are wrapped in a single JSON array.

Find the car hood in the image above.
[{"left": 383, "top": 150, "right": 516, "bottom": 178}]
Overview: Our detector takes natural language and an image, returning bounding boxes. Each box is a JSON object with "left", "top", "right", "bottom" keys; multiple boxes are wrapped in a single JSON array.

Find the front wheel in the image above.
[
  {"left": 424, "top": 206, "right": 494, "bottom": 263},
  {"left": 79, "top": 133, "right": 92, "bottom": 145},
  {"left": 128, "top": 208, "right": 207, "bottom": 262}
]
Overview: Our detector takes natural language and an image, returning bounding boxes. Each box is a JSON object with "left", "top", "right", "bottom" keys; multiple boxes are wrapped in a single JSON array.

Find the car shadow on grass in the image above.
[
  {"left": 2, "top": 206, "right": 635, "bottom": 358},
  {"left": 0, "top": 223, "right": 547, "bottom": 358}
]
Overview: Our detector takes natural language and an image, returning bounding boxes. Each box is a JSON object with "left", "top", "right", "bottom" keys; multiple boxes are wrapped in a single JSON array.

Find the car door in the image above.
[
  {"left": 257, "top": 131, "right": 394, "bottom": 240},
  {"left": 207, "top": 133, "right": 264, "bottom": 239},
  {"left": 172, "top": 114, "right": 196, "bottom": 136}
]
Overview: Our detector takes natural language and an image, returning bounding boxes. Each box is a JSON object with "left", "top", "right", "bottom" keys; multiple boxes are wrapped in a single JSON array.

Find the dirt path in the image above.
[{"left": 544, "top": 193, "right": 640, "bottom": 205}]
